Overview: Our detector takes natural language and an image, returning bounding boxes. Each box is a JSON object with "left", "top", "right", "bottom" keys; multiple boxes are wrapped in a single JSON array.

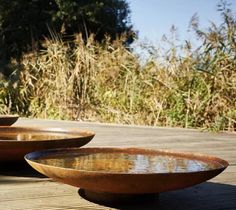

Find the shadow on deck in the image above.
[{"left": 77, "top": 182, "right": 236, "bottom": 210}]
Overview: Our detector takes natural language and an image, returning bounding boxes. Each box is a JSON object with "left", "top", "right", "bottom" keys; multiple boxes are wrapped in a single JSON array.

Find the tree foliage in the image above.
[{"left": 0, "top": 0, "right": 134, "bottom": 60}]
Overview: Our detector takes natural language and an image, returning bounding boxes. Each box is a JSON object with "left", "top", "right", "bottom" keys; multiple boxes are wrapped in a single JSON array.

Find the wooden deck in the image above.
[{"left": 0, "top": 118, "right": 235, "bottom": 210}]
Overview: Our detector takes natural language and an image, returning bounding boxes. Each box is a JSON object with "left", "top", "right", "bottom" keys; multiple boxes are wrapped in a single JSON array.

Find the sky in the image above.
[{"left": 129, "top": 0, "right": 236, "bottom": 44}]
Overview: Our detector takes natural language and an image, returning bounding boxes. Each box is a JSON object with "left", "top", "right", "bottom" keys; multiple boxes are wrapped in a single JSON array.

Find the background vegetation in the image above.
[
  {"left": 0, "top": 2, "right": 235, "bottom": 131},
  {"left": 0, "top": 0, "right": 134, "bottom": 75}
]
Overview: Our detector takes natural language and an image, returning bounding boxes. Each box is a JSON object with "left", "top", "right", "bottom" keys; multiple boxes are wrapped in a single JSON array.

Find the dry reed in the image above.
[{"left": 0, "top": 8, "right": 235, "bottom": 131}]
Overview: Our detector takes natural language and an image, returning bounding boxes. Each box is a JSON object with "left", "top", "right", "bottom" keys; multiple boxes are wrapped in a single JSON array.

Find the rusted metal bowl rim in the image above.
[
  {"left": 0, "top": 126, "right": 95, "bottom": 143},
  {"left": 0, "top": 114, "right": 19, "bottom": 118},
  {"left": 24, "top": 147, "right": 229, "bottom": 175}
]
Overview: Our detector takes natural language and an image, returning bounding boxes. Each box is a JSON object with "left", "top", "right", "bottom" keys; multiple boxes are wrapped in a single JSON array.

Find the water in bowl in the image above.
[
  {"left": 35, "top": 152, "right": 222, "bottom": 173},
  {"left": 0, "top": 132, "right": 79, "bottom": 141}
]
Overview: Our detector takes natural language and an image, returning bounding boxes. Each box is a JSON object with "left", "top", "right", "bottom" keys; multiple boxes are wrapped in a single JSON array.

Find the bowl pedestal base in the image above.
[{"left": 79, "top": 189, "right": 159, "bottom": 205}]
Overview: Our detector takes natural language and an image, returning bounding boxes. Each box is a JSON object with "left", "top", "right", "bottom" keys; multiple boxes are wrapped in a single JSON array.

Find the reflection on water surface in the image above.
[
  {"left": 0, "top": 132, "right": 79, "bottom": 141},
  {"left": 35, "top": 152, "right": 221, "bottom": 173}
]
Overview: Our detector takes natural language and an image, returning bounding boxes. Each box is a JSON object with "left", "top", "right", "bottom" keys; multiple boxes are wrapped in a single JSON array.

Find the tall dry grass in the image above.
[{"left": 0, "top": 6, "right": 235, "bottom": 131}]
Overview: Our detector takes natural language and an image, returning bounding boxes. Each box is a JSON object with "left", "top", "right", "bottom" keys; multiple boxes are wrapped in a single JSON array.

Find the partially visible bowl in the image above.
[
  {"left": 0, "top": 115, "right": 19, "bottom": 126},
  {"left": 0, "top": 126, "right": 95, "bottom": 162}
]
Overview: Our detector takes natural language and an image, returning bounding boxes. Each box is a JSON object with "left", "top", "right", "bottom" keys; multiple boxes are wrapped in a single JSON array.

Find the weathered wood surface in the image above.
[{"left": 0, "top": 118, "right": 235, "bottom": 210}]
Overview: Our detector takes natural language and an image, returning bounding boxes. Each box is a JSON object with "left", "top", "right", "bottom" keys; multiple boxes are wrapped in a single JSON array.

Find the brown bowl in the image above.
[
  {"left": 0, "top": 115, "right": 19, "bottom": 126},
  {"left": 25, "top": 147, "right": 228, "bottom": 196},
  {"left": 0, "top": 126, "right": 95, "bottom": 162}
]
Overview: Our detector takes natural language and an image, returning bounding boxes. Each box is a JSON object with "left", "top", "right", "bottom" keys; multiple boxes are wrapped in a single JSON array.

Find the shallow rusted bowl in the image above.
[
  {"left": 25, "top": 147, "right": 228, "bottom": 195},
  {"left": 0, "top": 127, "right": 95, "bottom": 162},
  {"left": 0, "top": 115, "right": 19, "bottom": 126}
]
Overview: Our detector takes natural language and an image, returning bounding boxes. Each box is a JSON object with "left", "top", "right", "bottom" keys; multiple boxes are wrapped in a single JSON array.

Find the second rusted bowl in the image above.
[
  {"left": 25, "top": 147, "right": 228, "bottom": 201},
  {"left": 0, "top": 126, "right": 95, "bottom": 162}
]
